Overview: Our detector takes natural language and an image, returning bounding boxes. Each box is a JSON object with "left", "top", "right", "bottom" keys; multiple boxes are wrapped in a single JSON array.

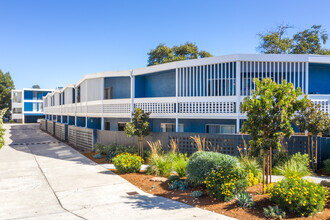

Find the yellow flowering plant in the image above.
[
  {"left": 269, "top": 177, "right": 328, "bottom": 216},
  {"left": 112, "top": 152, "right": 144, "bottom": 173},
  {"left": 204, "top": 165, "right": 248, "bottom": 201}
]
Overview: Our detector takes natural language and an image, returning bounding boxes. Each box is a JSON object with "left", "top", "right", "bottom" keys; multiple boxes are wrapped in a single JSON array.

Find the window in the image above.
[
  {"left": 206, "top": 124, "right": 235, "bottom": 134},
  {"left": 76, "top": 86, "right": 80, "bottom": 103},
  {"left": 13, "top": 108, "right": 22, "bottom": 113},
  {"left": 105, "top": 122, "right": 110, "bottom": 130},
  {"left": 118, "top": 122, "right": 126, "bottom": 131},
  {"left": 104, "top": 87, "right": 113, "bottom": 99},
  {"left": 161, "top": 123, "right": 184, "bottom": 132}
]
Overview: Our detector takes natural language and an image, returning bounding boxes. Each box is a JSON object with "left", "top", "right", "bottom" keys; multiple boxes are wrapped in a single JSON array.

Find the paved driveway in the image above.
[{"left": 0, "top": 124, "right": 234, "bottom": 220}]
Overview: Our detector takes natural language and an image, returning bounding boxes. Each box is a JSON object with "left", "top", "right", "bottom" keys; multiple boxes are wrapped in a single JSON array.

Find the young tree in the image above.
[
  {"left": 257, "top": 24, "right": 293, "bottom": 54},
  {"left": 147, "top": 42, "right": 213, "bottom": 66},
  {"left": 124, "top": 108, "right": 151, "bottom": 157},
  {"left": 241, "top": 78, "right": 305, "bottom": 192},
  {"left": 0, "top": 70, "right": 15, "bottom": 116},
  {"left": 0, "top": 109, "right": 6, "bottom": 150},
  {"left": 292, "top": 25, "right": 330, "bottom": 54},
  {"left": 294, "top": 99, "right": 330, "bottom": 170}
]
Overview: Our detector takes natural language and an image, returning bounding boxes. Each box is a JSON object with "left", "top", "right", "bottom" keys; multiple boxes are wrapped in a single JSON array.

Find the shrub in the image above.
[
  {"left": 272, "top": 151, "right": 291, "bottom": 167},
  {"left": 236, "top": 191, "right": 254, "bottom": 208},
  {"left": 190, "top": 190, "right": 203, "bottom": 198},
  {"left": 186, "top": 151, "right": 240, "bottom": 186},
  {"left": 112, "top": 153, "right": 143, "bottom": 173},
  {"left": 171, "top": 153, "right": 188, "bottom": 177},
  {"left": 269, "top": 178, "right": 328, "bottom": 216},
  {"left": 263, "top": 206, "right": 286, "bottom": 219},
  {"left": 147, "top": 154, "right": 173, "bottom": 177},
  {"left": 166, "top": 175, "right": 181, "bottom": 185},
  {"left": 9, "top": 119, "right": 15, "bottom": 123},
  {"left": 168, "top": 179, "right": 189, "bottom": 190},
  {"left": 204, "top": 165, "right": 248, "bottom": 201},
  {"left": 273, "top": 153, "right": 310, "bottom": 178},
  {"left": 322, "top": 159, "right": 330, "bottom": 175},
  {"left": 239, "top": 157, "right": 262, "bottom": 186}
]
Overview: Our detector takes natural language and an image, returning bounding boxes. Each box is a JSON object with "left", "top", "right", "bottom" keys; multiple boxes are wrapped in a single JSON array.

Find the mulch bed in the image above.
[{"left": 84, "top": 151, "right": 330, "bottom": 220}]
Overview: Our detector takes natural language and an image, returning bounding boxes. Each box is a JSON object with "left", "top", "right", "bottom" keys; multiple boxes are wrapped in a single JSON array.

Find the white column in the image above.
[
  {"left": 305, "top": 62, "right": 309, "bottom": 94},
  {"left": 75, "top": 116, "right": 77, "bottom": 126},
  {"left": 101, "top": 117, "right": 105, "bottom": 130},
  {"left": 175, "top": 68, "right": 179, "bottom": 132},
  {"left": 130, "top": 70, "right": 135, "bottom": 118},
  {"left": 85, "top": 117, "right": 88, "bottom": 128},
  {"left": 236, "top": 61, "right": 241, "bottom": 134}
]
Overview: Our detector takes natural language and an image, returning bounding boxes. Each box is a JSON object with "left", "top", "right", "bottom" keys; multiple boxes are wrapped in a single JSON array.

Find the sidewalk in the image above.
[{"left": 0, "top": 124, "right": 233, "bottom": 220}]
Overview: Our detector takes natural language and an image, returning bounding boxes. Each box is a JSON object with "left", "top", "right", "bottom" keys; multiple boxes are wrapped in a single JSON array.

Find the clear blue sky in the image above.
[{"left": 1, "top": 0, "right": 330, "bottom": 90}]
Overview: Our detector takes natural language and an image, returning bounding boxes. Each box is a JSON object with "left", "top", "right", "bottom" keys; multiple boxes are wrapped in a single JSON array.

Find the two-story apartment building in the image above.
[
  {"left": 43, "top": 54, "right": 330, "bottom": 134},
  {"left": 12, "top": 88, "right": 53, "bottom": 123}
]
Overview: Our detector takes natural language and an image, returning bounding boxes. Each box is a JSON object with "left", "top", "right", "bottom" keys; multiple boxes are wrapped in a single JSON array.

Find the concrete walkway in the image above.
[{"left": 0, "top": 124, "right": 233, "bottom": 220}]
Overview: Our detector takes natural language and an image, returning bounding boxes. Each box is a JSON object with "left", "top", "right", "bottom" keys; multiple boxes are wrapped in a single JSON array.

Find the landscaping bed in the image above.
[{"left": 84, "top": 151, "right": 330, "bottom": 220}]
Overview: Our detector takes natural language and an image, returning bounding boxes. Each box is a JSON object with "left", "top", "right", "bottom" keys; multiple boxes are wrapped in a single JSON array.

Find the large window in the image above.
[
  {"left": 206, "top": 124, "right": 235, "bottom": 134},
  {"left": 161, "top": 123, "right": 184, "bottom": 132},
  {"left": 105, "top": 122, "right": 110, "bottom": 130},
  {"left": 104, "top": 87, "right": 113, "bottom": 99}
]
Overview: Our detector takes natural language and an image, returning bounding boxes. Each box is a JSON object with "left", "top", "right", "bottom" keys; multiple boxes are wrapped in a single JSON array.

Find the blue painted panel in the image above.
[
  {"left": 62, "top": 116, "right": 68, "bottom": 124},
  {"left": 24, "top": 102, "right": 33, "bottom": 111},
  {"left": 87, "top": 117, "right": 101, "bottom": 129},
  {"left": 68, "top": 116, "right": 75, "bottom": 125},
  {"left": 24, "top": 113, "right": 44, "bottom": 116},
  {"left": 57, "top": 116, "right": 61, "bottom": 123},
  {"left": 309, "top": 63, "right": 330, "bottom": 94},
  {"left": 104, "top": 77, "right": 131, "bottom": 99},
  {"left": 24, "top": 91, "right": 33, "bottom": 100},
  {"left": 149, "top": 119, "right": 236, "bottom": 133},
  {"left": 135, "top": 70, "right": 175, "bottom": 98},
  {"left": 104, "top": 118, "right": 130, "bottom": 131},
  {"left": 76, "top": 117, "right": 86, "bottom": 127}
]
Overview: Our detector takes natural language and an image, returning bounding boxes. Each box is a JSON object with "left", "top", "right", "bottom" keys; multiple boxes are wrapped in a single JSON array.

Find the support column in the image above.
[
  {"left": 236, "top": 118, "right": 240, "bottom": 134},
  {"left": 305, "top": 62, "right": 309, "bottom": 94},
  {"left": 75, "top": 116, "right": 77, "bottom": 126},
  {"left": 236, "top": 61, "right": 241, "bottom": 134},
  {"left": 130, "top": 70, "right": 135, "bottom": 118},
  {"left": 101, "top": 117, "right": 105, "bottom": 130},
  {"left": 85, "top": 117, "right": 88, "bottom": 128},
  {"left": 175, "top": 68, "right": 179, "bottom": 132}
]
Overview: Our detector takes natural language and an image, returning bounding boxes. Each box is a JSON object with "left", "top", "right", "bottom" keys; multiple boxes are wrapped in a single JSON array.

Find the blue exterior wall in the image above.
[
  {"left": 76, "top": 117, "right": 86, "bottom": 127},
  {"left": 135, "top": 70, "right": 176, "bottom": 98},
  {"left": 87, "top": 117, "right": 101, "bottom": 129},
  {"left": 68, "top": 116, "right": 75, "bottom": 125},
  {"left": 62, "top": 116, "right": 68, "bottom": 124},
  {"left": 104, "top": 118, "right": 130, "bottom": 131},
  {"left": 104, "top": 77, "right": 131, "bottom": 99},
  {"left": 309, "top": 63, "right": 330, "bottom": 94},
  {"left": 57, "top": 116, "right": 61, "bottom": 123},
  {"left": 149, "top": 118, "right": 236, "bottom": 133}
]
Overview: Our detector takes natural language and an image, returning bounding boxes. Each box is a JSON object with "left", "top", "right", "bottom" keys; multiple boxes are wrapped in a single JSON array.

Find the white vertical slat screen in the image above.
[
  {"left": 178, "top": 62, "right": 236, "bottom": 97},
  {"left": 240, "top": 61, "right": 308, "bottom": 96}
]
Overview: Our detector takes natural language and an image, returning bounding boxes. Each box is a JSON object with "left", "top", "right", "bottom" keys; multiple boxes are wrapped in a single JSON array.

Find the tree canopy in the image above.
[
  {"left": 0, "top": 70, "right": 15, "bottom": 116},
  {"left": 32, "top": 85, "right": 40, "bottom": 89},
  {"left": 147, "top": 42, "right": 213, "bottom": 66},
  {"left": 258, "top": 24, "right": 330, "bottom": 55}
]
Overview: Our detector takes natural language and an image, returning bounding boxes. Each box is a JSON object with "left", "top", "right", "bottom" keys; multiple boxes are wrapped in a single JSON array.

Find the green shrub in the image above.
[
  {"left": 236, "top": 191, "right": 254, "bottom": 208},
  {"left": 147, "top": 154, "right": 173, "bottom": 177},
  {"left": 190, "top": 190, "right": 203, "bottom": 198},
  {"left": 112, "top": 153, "right": 143, "bottom": 173},
  {"left": 322, "top": 159, "right": 330, "bottom": 175},
  {"left": 269, "top": 178, "right": 328, "bottom": 216},
  {"left": 166, "top": 175, "right": 181, "bottom": 185},
  {"left": 9, "top": 119, "right": 15, "bottom": 123},
  {"left": 186, "top": 151, "right": 240, "bottom": 186},
  {"left": 273, "top": 152, "right": 310, "bottom": 178},
  {"left": 263, "top": 206, "right": 286, "bottom": 219},
  {"left": 239, "top": 157, "right": 262, "bottom": 186},
  {"left": 171, "top": 153, "right": 188, "bottom": 177},
  {"left": 204, "top": 165, "right": 248, "bottom": 201},
  {"left": 168, "top": 179, "right": 189, "bottom": 190},
  {"left": 272, "top": 151, "right": 291, "bottom": 167}
]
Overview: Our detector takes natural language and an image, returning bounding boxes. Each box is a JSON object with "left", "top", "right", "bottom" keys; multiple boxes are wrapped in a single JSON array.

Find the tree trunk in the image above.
[
  {"left": 308, "top": 134, "right": 311, "bottom": 169},
  {"left": 315, "top": 136, "right": 318, "bottom": 171},
  {"left": 270, "top": 147, "right": 272, "bottom": 185},
  {"left": 263, "top": 151, "right": 266, "bottom": 194},
  {"left": 311, "top": 136, "right": 314, "bottom": 171},
  {"left": 137, "top": 136, "right": 144, "bottom": 158}
]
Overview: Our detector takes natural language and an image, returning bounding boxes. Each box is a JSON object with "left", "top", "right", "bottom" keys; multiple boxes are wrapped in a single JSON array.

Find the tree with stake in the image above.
[
  {"left": 294, "top": 100, "right": 330, "bottom": 170},
  {"left": 124, "top": 108, "right": 151, "bottom": 157},
  {"left": 241, "top": 78, "right": 305, "bottom": 193}
]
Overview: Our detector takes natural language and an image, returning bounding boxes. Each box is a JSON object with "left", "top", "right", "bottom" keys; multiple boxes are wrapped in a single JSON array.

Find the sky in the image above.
[{"left": 1, "top": 0, "right": 330, "bottom": 90}]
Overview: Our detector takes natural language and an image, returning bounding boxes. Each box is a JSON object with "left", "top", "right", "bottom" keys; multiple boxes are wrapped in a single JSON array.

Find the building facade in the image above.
[
  {"left": 43, "top": 54, "right": 330, "bottom": 134},
  {"left": 12, "top": 88, "right": 54, "bottom": 123}
]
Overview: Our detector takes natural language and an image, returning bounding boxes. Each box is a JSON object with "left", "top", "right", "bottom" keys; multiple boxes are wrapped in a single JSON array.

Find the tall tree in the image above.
[
  {"left": 0, "top": 70, "right": 15, "bottom": 116},
  {"left": 147, "top": 42, "right": 213, "bottom": 66},
  {"left": 257, "top": 24, "right": 293, "bottom": 54},
  {"left": 241, "top": 78, "right": 305, "bottom": 192},
  {"left": 292, "top": 25, "right": 330, "bottom": 55},
  {"left": 32, "top": 85, "right": 40, "bottom": 89},
  {"left": 0, "top": 109, "right": 5, "bottom": 150},
  {"left": 125, "top": 108, "right": 151, "bottom": 157}
]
